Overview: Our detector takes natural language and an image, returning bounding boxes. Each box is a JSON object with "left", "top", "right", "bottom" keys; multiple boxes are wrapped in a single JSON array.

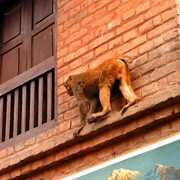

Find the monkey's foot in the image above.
[
  {"left": 73, "top": 126, "right": 83, "bottom": 138},
  {"left": 88, "top": 114, "right": 99, "bottom": 124},
  {"left": 73, "top": 131, "right": 79, "bottom": 138}
]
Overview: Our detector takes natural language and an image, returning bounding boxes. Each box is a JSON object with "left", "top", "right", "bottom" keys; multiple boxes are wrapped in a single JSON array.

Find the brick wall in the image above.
[{"left": 0, "top": 0, "right": 179, "bottom": 179}]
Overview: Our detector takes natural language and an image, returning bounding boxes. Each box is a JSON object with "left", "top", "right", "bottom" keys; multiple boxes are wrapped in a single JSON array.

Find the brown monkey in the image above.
[{"left": 64, "top": 55, "right": 137, "bottom": 138}]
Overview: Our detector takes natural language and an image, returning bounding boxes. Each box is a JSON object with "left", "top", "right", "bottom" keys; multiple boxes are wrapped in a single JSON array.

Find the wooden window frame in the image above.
[{"left": 0, "top": 0, "right": 58, "bottom": 150}]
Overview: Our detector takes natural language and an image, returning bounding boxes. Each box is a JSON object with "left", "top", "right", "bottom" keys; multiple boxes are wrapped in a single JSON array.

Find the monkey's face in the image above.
[{"left": 64, "top": 76, "right": 74, "bottom": 96}]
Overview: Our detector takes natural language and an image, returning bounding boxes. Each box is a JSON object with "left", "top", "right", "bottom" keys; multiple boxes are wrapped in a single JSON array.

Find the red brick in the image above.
[
  {"left": 58, "top": 102, "right": 69, "bottom": 114},
  {"left": 156, "top": 56, "right": 166, "bottom": 68},
  {"left": 153, "top": 36, "right": 163, "bottom": 48},
  {"left": 145, "top": 1, "right": 169, "bottom": 20},
  {"left": 150, "top": 61, "right": 178, "bottom": 82},
  {"left": 88, "top": 0, "right": 110, "bottom": 14},
  {"left": 142, "top": 81, "right": 159, "bottom": 97},
  {"left": 153, "top": 15, "right": 162, "bottom": 26},
  {"left": 125, "top": 47, "right": 139, "bottom": 59},
  {"left": 69, "top": 40, "right": 81, "bottom": 51},
  {"left": 64, "top": 108, "right": 79, "bottom": 120},
  {"left": 70, "top": 59, "right": 82, "bottom": 70},
  {"left": 71, "top": 158, "right": 85, "bottom": 170},
  {"left": 81, "top": 0, "right": 93, "bottom": 9},
  {"left": 138, "top": 114, "right": 155, "bottom": 127},
  {"left": 123, "top": 121, "right": 138, "bottom": 134},
  {"left": 15, "top": 142, "right": 24, "bottom": 152},
  {"left": 57, "top": 65, "right": 69, "bottom": 75},
  {"left": 82, "top": 31, "right": 95, "bottom": 44},
  {"left": 91, "top": 12, "right": 115, "bottom": 28},
  {"left": 155, "top": 106, "right": 173, "bottom": 120},
  {"left": 81, "top": 51, "right": 94, "bottom": 63},
  {"left": 132, "top": 54, "right": 149, "bottom": 68},
  {"left": 69, "top": 23, "right": 80, "bottom": 34},
  {"left": 58, "top": 12, "right": 69, "bottom": 24},
  {"left": 118, "top": 35, "right": 146, "bottom": 54},
  {"left": 113, "top": 141, "right": 129, "bottom": 155},
  {"left": 116, "top": 15, "right": 144, "bottom": 35},
  {"left": 10, "top": 169, "right": 20, "bottom": 179},
  {"left": 144, "top": 128, "right": 161, "bottom": 141},
  {"left": 60, "top": 120, "right": 71, "bottom": 132},
  {"left": 132, "top": 74, "right": 150, "bottom": 90},
  {"left": 89, "top": 31, "right": 115, "bottom": 49},
  {"left": 123, "top": 29, "right": 138, "bottom": 42},
  {"left": 71, "top": 116, "right": 81, "bottom": 128},
  {"left": 139, "top": 40, "right": 154, "bottom": 54},
  {"left": 82, "top": 15, "right": 93, "bottom": 26},
  {"left": 32, "top": 160, "right": 43, "bottom": 170},
  {"left": 94, "top": 7, "right": 106, "bottom": 19},
  {"left": 140, "top": 60, "right": 156, "bottom": 75},
  {"left": 107, "top": 18, "right": 121, "bottom": 30},
  {"left": 158, "top": 77, "right": 168, "bottom": 89},
  {"left": 65, "top": 28, "right": 88, "bottom": 45},
  {"left": 171, "top": 118, "right": 180, "bottom": 132},
  {"left": 147, "top": 19, "right": 177, "bottom": 39},
  {"left": 95, "top": 43, "right": 108, "bottom": 56},
  {"left": 168, "top": 70, "right": 180, "bottom": 85},
  {"left": 69, "top": 5, "right": 80, "bottom": 17},
  {"left": 63, "top": 1, "right": 79, "bottom": 12},
  {"left": 84, "top": 153, "right": 97, "bottom": 166},
  {"left": 108, "top": 0, "right": 121, "bottom": 11},
  {"left": 162, "top": 8, "right": 177, "bottom": 22},
  {"left": 130, "top": 67, "right": 141, "bottom": 81},
  {"left": 138, "top": 20, "right": 153, "bottom": 35},
  {"left": 97, "top": 146, "right": 113, "bottom": 161},
  {"left": 163, "top": 29, "right": 179, "bottom": 42},
  {"left": 166, "top": 49, "right": 180, "bottom": 62},
  {"left": 136, "top": 1, "right": 150, "bottom": 14},
  {"left": 123, "top": 8, "right": 135, "bottom": 20}
]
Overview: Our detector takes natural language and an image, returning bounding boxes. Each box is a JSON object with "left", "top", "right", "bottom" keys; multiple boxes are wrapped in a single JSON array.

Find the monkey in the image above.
[{"left": 64, "top": 55, "right": 138, "bottom": 138}]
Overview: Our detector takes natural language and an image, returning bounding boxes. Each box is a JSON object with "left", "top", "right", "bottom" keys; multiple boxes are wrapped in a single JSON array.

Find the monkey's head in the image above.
[{"left": 64, "top": 76, "right": 74, "bottom": 96}]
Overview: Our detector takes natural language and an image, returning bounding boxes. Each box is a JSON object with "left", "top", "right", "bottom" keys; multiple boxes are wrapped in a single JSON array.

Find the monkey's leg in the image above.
[
  {"left": 89, "top": 97, "right": 99, "bottom": 114},
  {"left": 119, "top": 78, "right": 137, "bottom": 114},
  {"left": 74, "top": 100, "right": 89, "bottom": 138},
  {"left": 88, "top": 86, "right": 111, "bottom": 123}
]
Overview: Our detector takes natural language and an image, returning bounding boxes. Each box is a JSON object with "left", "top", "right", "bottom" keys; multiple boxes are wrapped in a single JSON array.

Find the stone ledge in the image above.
[{"left": 0, "top": 84, "right": 179, "bottom": 176}]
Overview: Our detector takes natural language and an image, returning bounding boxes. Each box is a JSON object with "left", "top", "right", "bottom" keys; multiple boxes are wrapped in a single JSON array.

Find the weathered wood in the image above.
[
  {"left": 21, "top": 86, "right": 27, "bottom": 133},
  {"left": 0, "top": 98, "right": 3, "bottom": 142},
  {"left": 13, "top": 90, "right": 19, "bottom": 137},
  {"left": 38, "top": 77, "right": 43, "bottom": 125},
  {"left": 29, "top": 81, "right": 35, "bottom": 129},
  {"left": 5, "top": 94, "right": 11, "bottom": 140},
  {"left": 47, "top": 72, "right": 52, "bottom": 122},
  {"left": 0, "top": 56, "right": 55, "bottom": 96}
]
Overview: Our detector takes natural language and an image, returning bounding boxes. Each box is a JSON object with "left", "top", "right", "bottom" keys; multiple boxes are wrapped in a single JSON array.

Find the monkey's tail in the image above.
[
  {"left": 117, "top": 59, "right": 130, "bottom": 80},
  {"left": 117, "top": 59, "right": 130, "bottom": 71}
]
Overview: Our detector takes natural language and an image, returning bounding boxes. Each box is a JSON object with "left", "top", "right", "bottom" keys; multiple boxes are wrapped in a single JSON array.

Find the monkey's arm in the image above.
[{"left": 73, "top": 86, "right": 90, "bottom": 138}]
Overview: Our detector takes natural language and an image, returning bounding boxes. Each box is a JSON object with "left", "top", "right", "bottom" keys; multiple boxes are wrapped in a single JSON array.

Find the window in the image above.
[{"left": 0, "top": 0, "right": 57, "bottom": 149}]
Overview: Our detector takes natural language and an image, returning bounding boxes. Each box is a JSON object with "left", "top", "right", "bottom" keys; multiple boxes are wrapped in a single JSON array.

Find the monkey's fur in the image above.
[{"left": 64, "top": 55, "right": 138, "bottom": 138}]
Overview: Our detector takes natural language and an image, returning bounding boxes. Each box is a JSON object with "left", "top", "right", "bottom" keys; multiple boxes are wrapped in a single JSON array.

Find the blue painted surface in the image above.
[{"left": 75, "top": 140, "right": 180, "bottom": 180}]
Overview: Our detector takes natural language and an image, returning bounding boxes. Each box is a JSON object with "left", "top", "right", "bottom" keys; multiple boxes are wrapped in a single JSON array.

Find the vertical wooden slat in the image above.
[
  {"left": 47, "top": 72, "right": 52, "bottom": 122},
  {"left": 13, "top": 90, "right": 19, "bottom": 137},
  {"left": 21, "top": 86, "right": 27, "bottom": 133},
  {"left": 30, "top": 81, "right": 35, "bottom": 129},
  {"left": 0, "top": 98, "right": 4, "bottom": 142},
  {"left": 5, "top": 94, "right": 11, "bottom": 140},
  {"left": 38, "top": 77, "right": 43, "bottom": 125}
]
